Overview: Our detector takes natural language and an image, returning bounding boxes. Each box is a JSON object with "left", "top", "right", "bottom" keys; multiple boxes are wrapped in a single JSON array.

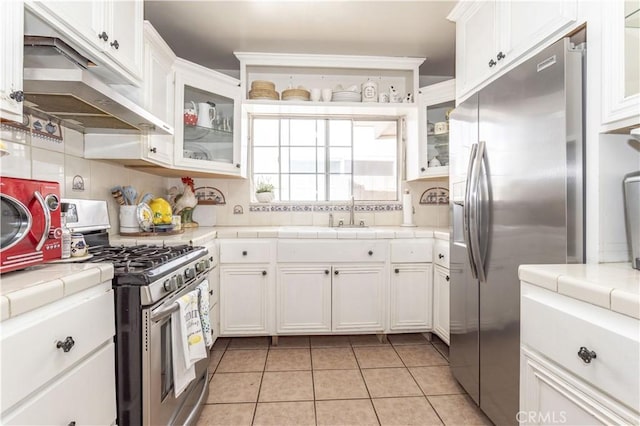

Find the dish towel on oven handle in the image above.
[
  {"left": 172, "top": 289, "right": 208, "bottom": 397},
  {"left": 197, "top": 280, "right": 213, "bottom": 349}
]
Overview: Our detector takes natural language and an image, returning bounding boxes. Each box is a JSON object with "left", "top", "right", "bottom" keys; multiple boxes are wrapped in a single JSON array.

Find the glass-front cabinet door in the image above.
[
  {"left": 174, "top": 59, "right": 242, "bottom": 175},
  {"left": 417, "top": 79, "right": 455, "bottom": 178}
]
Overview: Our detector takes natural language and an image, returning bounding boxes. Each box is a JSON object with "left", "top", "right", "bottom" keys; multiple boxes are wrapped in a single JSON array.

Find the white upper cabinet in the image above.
[
  {"left": 25, "top": 0, "right": 144, "bottom": 84},
  {"left": 143, "top": 21, "right": 175, "bottom": 125},
  {"left": 448, "top": 0, "right": 577, "bottom": 102},
  {"left": 0, "top": 0, "right": 24, "bottom": 122},
  {"left": 601, "top": 0, "right": 640, "bottom": 131},
  {"left": 174, "top": 59, "right": 243, "bottom": 177}
]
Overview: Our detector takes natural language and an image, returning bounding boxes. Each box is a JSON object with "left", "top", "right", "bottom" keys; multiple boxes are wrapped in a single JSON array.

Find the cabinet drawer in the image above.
[
  {"left": 220, "top": 240, "right": 272, "bottom": 263},
  {"left": 2, "top": 342, "right": 116, "bottom": 425},
  {"left": 521, "top": 286, "right": 640, "bottom": 411},
  {"left": 433, "top": 240, "right": 449, "bottom": 268},
  {"left": 278, "top": 240, "right": 387, "bottom": 263},
  {"left": 1, "top": 288, "right": 115, "bottom": 411},
  {"left": 390, "top": 240, "right": 432, "bottom": 263}
]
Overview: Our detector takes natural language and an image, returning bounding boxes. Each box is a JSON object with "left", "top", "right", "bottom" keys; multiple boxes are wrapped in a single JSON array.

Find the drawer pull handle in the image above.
[
  {"left": 110, "top": 40, "right": 120, "bottom": 50},
  {"left": 334, "top": 270, "right": 339, "bottom": 275},
  {"left": 578, "top": 346, "right": 596, "bottom": 364},
  {"left": 325, "top": 270, "right": 330, "bottom": 275},
  {"left": 262, "top": 270, "right": 267, "bottom": 276},
  {"left": 368, "top": 250, "right": 373, "bottom": 256},
  {"left": 445, "top": 275, "right": 450, "bottom": 281},
  {"left": 438, "top": 253, "right": 444, "bottom": 259},
  {"left": 56, "top": 336, "right": 75, "bottom": 353},
  {"left": 242, "top": 251, "right": 247, "bottom": 256}
]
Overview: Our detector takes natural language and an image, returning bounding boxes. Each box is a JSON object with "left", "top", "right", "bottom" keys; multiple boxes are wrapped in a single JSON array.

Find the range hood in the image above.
[{"left": 23, "top": 36, "right": 173, "bottom": 135}]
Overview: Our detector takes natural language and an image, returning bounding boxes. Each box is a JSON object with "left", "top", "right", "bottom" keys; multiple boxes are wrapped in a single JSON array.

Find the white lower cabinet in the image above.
[
  {"left": 276, "top": 265, "right": 332, "bottom": 333},
  {"left": 389, "top": 263, "right": 433, "bottom": 330},
  {"left": 332, "top": 264, "right": 385, "bottom": 332},
  {"left": 220, "top": 265, "right": 272, "bottom": 335},
  {"left": 433, "top": 264, "right": 450, "bottom": 344}
]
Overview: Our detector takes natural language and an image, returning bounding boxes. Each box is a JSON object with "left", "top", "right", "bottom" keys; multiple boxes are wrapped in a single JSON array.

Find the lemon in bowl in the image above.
[{"left": 148, "top": 198, "right": 173, "bottom": 225}]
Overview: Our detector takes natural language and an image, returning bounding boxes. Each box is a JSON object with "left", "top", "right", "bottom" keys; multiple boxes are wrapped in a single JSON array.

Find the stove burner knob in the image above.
[
  {"left": 204, "top": 258, "right": 211, "bottom": 268},
  {"left": 176, "top": 275, "right": 184, "bottom": 287},
  {"left": 195, "top": 262, "right": 204, "bottom": 273},
  {"left": 185, "top": 267, "right": 195, "bottom": 279},
  {"left": 163, "top": 279, "right": 174, "bottom": 292}
]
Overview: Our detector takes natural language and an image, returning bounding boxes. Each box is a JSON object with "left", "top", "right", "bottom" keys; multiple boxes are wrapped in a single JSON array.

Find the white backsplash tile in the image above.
[
  {"left": 30, "top": 132, "right": 65, "bottom": 153},
  {"left": 64, "top": 155, "right": 92, "bottom": 198},
  {"left": 0, "top": 125, "right": 30, "bottom": 145},
  {"left": 193, "top": 205, "right": 217, "bottom": 226},
  {"left": 63, "top": 127, "right": 84, "bottom": 157},
  {"left": 0, "top": 140, "right": 31, "bottom": 178},
  {"left": 31, "top": 147, "right": 64, "bottom": 190}
]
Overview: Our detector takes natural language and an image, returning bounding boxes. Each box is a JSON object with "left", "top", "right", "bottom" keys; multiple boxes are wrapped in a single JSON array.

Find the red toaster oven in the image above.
[{"left": 1, "top": 177, "right": 62, "bottom": 273}]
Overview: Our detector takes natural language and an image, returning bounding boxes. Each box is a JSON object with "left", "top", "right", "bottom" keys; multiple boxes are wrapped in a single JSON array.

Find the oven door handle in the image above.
[
  {"left": 34, "top": 191, "right": 50, "bottom": 251},
  {"left": 151, "top": 302, "right": 180, "bottom": 322}
]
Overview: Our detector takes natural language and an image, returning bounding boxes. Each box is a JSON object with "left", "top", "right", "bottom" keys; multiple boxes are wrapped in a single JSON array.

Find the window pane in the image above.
[
  {"left": 253, "top": 119, "right": 279, "bottom": 146},
  {"left": 329, "top": 175, "right": 352, "bottom": 200},
  {"left": 253, "top": 147, "right": 279, "bottom": 173},
  {"left": 280, "top": 175, "right": 290, "bottom": 201},
  {"left": 280, "top": 119, "right": 290, "bottom": 146},
  {"left": 329, "top": 147, "right": 351, "bottom": 173},
  {"left": 353, "top": 120, "right": 397, "bottom": 201},
  {"left": 290, "top": 175, "right": 317, "bottom": 200},
  {"left": 290, "top": 147, "right": 317, "bottom": 173},
  {"left": 280, "top": 148, "right": 290, "bottom": 173},
  {"left": 317, "top": 147, "right": 325, "bottom": 173},
  {"left": 290, "top": 120, "right": 317, "bottom": 146},
  {"left": 329, "top": 120, "right": 351, "bottom": 146}
]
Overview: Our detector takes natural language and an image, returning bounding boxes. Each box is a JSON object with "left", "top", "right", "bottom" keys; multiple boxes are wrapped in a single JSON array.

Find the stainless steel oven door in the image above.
[
  {"left": 0, "top": 194, "right": 32, "bottom": 250},
  {"left": 142, "top": 277, "right": 209, "bottom": 425}
]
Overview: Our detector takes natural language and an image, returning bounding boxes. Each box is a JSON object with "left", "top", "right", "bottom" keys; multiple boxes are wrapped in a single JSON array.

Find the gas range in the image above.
[{"left": 87, "top": 244, "right": 212, "bottom": 305}]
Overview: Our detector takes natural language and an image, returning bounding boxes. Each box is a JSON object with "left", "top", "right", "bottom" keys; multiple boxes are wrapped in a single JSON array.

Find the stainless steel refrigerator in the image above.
[{"left": 448, "top": 37, "right": 585, "bottom": 426}]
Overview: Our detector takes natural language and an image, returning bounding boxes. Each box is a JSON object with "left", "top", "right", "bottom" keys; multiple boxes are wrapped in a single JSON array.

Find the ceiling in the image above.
[{"left": 144, "top": 1, "right": 458, "bottom": 77}]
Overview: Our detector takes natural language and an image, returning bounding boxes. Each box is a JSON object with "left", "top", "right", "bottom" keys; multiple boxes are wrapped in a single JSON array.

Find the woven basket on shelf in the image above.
[
  {"left": 251, "top": 80, "right": 276, "bottom": 91},
  {"left": 248, "top": 89, "right": 280, "bottom": 100},
  {"left": 281, "top": 88, "right": 310, "bottom": 101}
]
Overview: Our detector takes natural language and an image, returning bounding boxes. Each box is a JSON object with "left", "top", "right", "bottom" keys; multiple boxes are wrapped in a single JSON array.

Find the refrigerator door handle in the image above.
[
  {"left": 464, "top": 143, "right": 479, "bottom": 279},
  {"left": 469, "top": 141, "right": 486, "bottom": 282}
]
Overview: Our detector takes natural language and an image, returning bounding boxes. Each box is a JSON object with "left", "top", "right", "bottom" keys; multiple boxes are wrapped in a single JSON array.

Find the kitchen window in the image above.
[{"left": 251, "top": 116, "right": 400, "bottom": 202}]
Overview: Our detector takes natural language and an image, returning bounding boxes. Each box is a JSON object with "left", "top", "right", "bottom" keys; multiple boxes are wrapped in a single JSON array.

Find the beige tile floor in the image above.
[{"left": 197, "top": 334, "right": 492, "bottom": 426}]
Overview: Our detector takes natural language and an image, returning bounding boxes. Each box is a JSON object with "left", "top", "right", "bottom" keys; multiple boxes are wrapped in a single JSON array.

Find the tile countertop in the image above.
[
  {"left": 519, "top": 263, "right": 640, "bottom": 319},
  {"left": 109, "top": 226, "right": 450, "bottom": 245},
  {"left": 0, "top": 263, "right": 114, "bottom": 321}
]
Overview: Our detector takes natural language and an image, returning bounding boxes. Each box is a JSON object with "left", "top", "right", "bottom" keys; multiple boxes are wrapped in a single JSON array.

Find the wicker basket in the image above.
[
  {"left": 282, "top": 88, "right": 310, "bottom": 101},
  {"left": 249, "top": 89, "right": 280, "bottom": 100},
  {"left": 251, "top": 80, "right": 276, "bottom": 91}
]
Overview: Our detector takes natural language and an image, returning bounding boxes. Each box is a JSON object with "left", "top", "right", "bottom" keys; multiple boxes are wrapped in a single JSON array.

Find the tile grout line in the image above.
[
  {"left": 249, "top": 341, "right": 270, "bottom": 425},
  {"left": 351, "top": 342, "right": 383, "bottom": 426},
  {"left": 308, "top": 344, "right": 319, "bottom": 426}
]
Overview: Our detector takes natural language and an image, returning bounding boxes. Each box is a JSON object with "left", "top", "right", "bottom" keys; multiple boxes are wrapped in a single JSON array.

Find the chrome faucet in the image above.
[{"left": 349, "top": 196, "right": 355, "bottom": 226}]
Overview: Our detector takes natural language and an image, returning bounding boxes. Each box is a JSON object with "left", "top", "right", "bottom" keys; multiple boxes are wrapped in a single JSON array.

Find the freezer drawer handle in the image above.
[
  {"left": 577, "top": 346, "right": 597, "bottom": 363},
  {"left": 56, "top": 336, "right": 75, "bottom": 353}
]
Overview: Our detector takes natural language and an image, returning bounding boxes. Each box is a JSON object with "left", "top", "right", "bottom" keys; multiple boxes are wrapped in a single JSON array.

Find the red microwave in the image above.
[{"left": 1, "top": 177, "right": 62, "bottom": 273}]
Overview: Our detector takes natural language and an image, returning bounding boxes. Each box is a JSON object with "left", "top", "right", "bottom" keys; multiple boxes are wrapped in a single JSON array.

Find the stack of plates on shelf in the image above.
[
  {"left": 332, "top": 91, "right": 361, "bottom": 102},
  {"left": 249, "top": 80, "right": 279, "bottom": 100},
  {"left": 282, "top": 88, "right": 310, "bottom": 101}
]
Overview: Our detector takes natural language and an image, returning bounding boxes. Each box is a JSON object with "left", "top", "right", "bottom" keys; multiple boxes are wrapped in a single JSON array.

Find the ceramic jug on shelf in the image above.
[
  {"left": 197, "top": 102, "right": 216, "bottom": 129},
  {"left": 184, "top": 101, "right": 198, "bottom": 125}
]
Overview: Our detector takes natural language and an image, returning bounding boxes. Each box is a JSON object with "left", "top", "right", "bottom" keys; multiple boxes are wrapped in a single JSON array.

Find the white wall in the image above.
[
  {"left": 0, "top": 124, "right": 168, "bottom": 233},
  {"left": 598, "top": 133, "right": 640, "bottom": 262}
]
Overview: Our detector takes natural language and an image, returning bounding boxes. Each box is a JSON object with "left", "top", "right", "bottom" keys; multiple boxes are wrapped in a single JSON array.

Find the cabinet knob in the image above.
[
  {"left": 497, "top": 51, "right": 506, "bottom": 61},
  {"left": 98, "top": 31, "right": 108, "bottom": 41},
  {"left": 324, "top": 270, "right": 330, "bottom": 275},
  {"left": 421, "top": 167, "right": 426, "bottom": 172},
  {"left": 394, "top": 268, "right": 400, "bottom": 274},
  {"left": 150, "top": 147, "right": 157, "bottom": 153},
  {"left": 577, "top": 346, "right": 597, "bottom": 364},
  {"left": 110, "top": 40, "right": 120, "bottom": 50},
  {"left": 242, "top": 250, "right": 247, "bottom": 256},
  {"left": 262, "top": 270, "right": 267, "bottom": 276},
  {"left": 236, "top": 163, "right": 241, "bottom": 168},
  {"left": 445, "top": 275, "right": 450, "bottom": 282},
  {"left": 334, "top": 270, "right": 339, "bottom": 275},
  {"left": 68, "top": 422, "right": 76, "bottom": 426},
  {"left": 9, "top": 90, "right": 24, "bottom": 102},
  {"left": 438, "top": 253, "right": 444, "bottom": 259},
  {"left": 209, "top": 289, "right": 213, "bottom": 295},
  {"left": 56, "top": 336, "right": 75, "bottom": 353},
  {"left": 368, "top": 250, "right": 373, "bottom": 256},
  {"left": 488, "top": 59, "right": 497, "bottom": 68}
]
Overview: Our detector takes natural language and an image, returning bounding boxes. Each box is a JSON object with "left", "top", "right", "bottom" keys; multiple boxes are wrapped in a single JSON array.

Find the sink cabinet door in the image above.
[
  {"left": 332, "top": 264, "right": 385, "bottom": 332},
  {"left": 276, "top": 265, "right": 332, "bottom": 334},
  {"left": 220, "top": 265, "right": 271, "bottom": 335},
  {"left": 389, "top": 263, "right": 433, "bottom": 331}
]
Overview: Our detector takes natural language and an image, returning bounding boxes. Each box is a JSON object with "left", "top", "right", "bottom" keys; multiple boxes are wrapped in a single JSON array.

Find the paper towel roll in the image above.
[{"left": 402, "top": 192, "right": 413, "bottom": 226}]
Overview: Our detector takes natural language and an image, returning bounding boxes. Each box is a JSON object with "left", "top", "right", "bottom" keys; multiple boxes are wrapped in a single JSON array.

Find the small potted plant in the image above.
[{"left": 255, "top": 180, "right": 275, "bottom": 203}]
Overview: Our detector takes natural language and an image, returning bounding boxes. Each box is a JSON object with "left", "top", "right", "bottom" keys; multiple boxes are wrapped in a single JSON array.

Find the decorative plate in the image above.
[{"left": 136, "top": 203, "right": 153, "bottom": 231}]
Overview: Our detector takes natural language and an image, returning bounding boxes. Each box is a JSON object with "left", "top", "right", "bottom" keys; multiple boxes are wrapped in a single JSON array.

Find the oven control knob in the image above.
[
  {"left": 195, "top": 262, "right": 204, "bottom": 273},
  {"left": 184, "top": 267, "right": 195, "bottom": 279},
  {"left": 176, "top": 275, "right": 184, "bottom": 287},
  {"left": 163, "top": 279, "right": 174, "bottom": 292}
]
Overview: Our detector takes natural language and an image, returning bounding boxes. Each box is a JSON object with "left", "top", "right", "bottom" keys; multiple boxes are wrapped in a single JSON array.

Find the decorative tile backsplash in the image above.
[{"left": 249, "top": 203, "right": 403, "bottom": 213}]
